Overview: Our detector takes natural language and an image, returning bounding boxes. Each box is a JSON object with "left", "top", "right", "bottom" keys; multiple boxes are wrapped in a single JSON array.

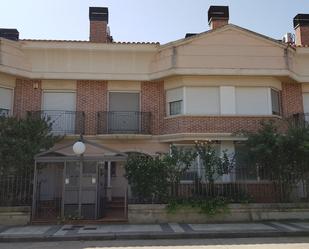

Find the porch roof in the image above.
[{"left": 34, "top": 139, "right": 128, "bottom": 162}]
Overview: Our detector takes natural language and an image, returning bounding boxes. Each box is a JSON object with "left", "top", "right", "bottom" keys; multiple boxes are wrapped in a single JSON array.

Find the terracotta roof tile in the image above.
[{"left": 21, "top": 39, "right": 160, "bottom": 45}]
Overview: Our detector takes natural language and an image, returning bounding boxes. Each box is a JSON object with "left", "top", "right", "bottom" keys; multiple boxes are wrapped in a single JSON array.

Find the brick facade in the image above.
[
  {"left": 281, "top": 82, "right": 303, "bottom": 118},
  {"left": 163, "top": 116, "right": 282, "bottom": 135},
  {"left": 210, "top": 19, "right": 228, "bottom": 29},
  {"left": 141, "top": 81, "right": 165, "bottom": 135},
  {"left": 13, "top": 78, "right": 42, "bottom": 118},
  {"left": 295, "top": 25, "right": 309, "bottom": 46},
  {"left": 76, "top": 80, "right": 107, "bottom": 135},
  {"left": 90, "top": 21, "right": 109, "bottom": 43}
]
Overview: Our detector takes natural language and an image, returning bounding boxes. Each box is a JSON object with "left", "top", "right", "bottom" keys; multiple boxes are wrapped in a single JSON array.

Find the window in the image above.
[
  {"left": 169, "top": 100, "right": 182, "bottom": 115},
  {"left": 0, "top": 87, "right": 13, "bottom": 117},
  {"left": 185, "top": 87, "right": 220, "bottom": 115},
  {"left": 234, "top": 142, "right": 270, "bottom": 181},
  {"left": 236, "top": 87, "right": 270, "bottom": 115},
  {"left": 166, "top": 88, "right": 183, "bottom": 116},
  {"left": 271, "top": 89, "right": 281, "bottom": 115}
]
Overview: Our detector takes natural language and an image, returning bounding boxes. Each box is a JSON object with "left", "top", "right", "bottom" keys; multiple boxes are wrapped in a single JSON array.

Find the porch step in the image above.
[{"left": 106, "top": 197, "right": 126, "bottom": 209}]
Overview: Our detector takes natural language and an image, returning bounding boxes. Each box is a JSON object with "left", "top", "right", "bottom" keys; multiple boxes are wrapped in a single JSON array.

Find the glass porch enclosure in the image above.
[{"left": 32, "top": 142, "right": 127, "bottom": 222}]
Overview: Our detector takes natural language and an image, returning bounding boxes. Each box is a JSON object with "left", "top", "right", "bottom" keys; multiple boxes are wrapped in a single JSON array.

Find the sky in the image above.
[{"left": 1, "top": 0, "right": 309, "bottom": 44}]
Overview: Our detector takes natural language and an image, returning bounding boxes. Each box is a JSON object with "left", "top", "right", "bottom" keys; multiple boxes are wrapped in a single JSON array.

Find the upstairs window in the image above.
[
  {"left": 0, "top": 87, "right": 13, "bottom": 117},
  {"left": 166, "top": 88, "right": 183, "bottom": 116},
  {"left": 169, "top": 100, "right": 182, "bottom": 116},
  {"left": 271, "top": 89, "right": 281, "bottom": 115}
]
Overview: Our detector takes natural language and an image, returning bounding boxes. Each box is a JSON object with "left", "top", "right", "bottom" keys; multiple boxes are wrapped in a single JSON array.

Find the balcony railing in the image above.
[
  {"left": 0, "top": 108, "right": 10, "bottom": 118},
  {"left": 291, "top": 113, "right": 309, "bottom": 127},
  {"left": 97, "top": 111, "right": 151, "bottom": 134},
  {"left": 29, "top": 110, "right": 85, "bottom": 135}
]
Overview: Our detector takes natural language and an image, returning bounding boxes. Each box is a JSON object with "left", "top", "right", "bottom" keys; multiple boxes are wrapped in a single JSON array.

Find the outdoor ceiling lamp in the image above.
[{"left": 73, "top": 141, "right": 86, "bottom": 155}]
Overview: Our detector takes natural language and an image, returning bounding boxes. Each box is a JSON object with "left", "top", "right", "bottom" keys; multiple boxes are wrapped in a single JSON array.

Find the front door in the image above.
[{"left": 63, "top": 161, "right": 99, "bottom": 220}]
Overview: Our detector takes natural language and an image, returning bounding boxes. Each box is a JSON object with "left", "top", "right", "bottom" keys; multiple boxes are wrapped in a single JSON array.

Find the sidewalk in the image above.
[{"left": 0, "top": 221, "right": 309, "bottom": 242}]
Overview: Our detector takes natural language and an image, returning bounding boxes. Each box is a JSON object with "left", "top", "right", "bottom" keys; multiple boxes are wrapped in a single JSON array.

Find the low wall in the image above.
[
  {"left": 128, "top": 203, "right": 309, "bottom": 223},
  {"left": 0, "top": 206, "right": 31, "bottom": 225}
]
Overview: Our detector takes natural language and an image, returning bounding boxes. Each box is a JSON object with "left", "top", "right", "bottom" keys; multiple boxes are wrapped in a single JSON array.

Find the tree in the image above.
[
  {"left": 125, "top": 153, "right": 169, "bottom": 203},
  {"left": 195, "top": 142, "right": 234, "bottom": 183},
  {"left": 0, "top": 115, "right": 59, "bottom": 176},
  {"left": 195, "top": 141, "right": 235, "bottom": 197},
  {"left": 237, "top": 121, "right": 309, "bottom": 201},
  {"left": 162, "top": 145, "right": 197, "bottom": 196}
]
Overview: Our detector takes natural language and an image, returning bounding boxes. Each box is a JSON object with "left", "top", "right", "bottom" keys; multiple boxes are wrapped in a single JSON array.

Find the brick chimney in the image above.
[
  {"left": 89, "top": 7, "right": 112, "bottom": 43},
  {"left": 0, "top": 28, "right": 19, "bottom": 41},
  {"left": 208, "top": 6, "right": 229, "bottom": 29},
  {"left": 294, "top": 14, "right": 309, "bottom": 46}
]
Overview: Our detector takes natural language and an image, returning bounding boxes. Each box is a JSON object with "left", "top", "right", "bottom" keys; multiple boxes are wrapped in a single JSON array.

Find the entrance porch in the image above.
[{"left": 32, "top": 140, "right": 128, "bottom": 223}]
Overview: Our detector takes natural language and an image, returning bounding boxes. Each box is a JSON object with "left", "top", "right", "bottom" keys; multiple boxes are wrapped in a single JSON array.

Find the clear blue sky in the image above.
[{"left": 1, "top": 0, "right": 308, "bottom": 44}]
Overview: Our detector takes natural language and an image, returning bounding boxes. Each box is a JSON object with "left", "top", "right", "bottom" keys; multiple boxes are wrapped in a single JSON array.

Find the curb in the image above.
[{"left": 1, "top": 230, "right": 309, "bottom": 243}]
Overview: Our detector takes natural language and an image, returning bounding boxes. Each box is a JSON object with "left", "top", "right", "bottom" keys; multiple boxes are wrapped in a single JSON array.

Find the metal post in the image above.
[
  {"left": 78, "top": 155, "right": 83, "bottom": 218},
  {"left": 31, "top": 161, "right": 38, "bottom": 222},
  {"left": 61, "top": 161, "right": 66, "bottom": 218},
  {"left": 107, "top": 161, "right": 111, "bottom": 188}
]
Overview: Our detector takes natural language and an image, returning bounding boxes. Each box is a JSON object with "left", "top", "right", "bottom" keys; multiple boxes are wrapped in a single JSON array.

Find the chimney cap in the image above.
[
  {"left": 0, "top": 28, "right": 19, "bottom": 41},
  {"left": 185, "top": 33, "right": 197, "bottom": 38},
  {"left": 294, "top": 14, "right": 309, "bottom": 28},
  {"left": 89, "top": 7, "right": 108, "bottom": 23},
  {"left": 208, "top": 6, "right": 229, "bottom": 23}
]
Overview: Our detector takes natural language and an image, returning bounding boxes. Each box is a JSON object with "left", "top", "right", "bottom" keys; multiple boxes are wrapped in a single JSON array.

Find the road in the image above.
[{"left": 1, "top": 237, "right": 309, "bottom": 249}]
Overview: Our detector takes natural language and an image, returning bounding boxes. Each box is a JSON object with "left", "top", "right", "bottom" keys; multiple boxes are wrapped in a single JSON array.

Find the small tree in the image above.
[
  {"left": 162, "top": 145, "right": 197, "bottom": 196},
  {"left": 0, "top": 115, "right": 59, "bottom": 176},
  {"left": 195, "top": 142, "right": 234, "bottom": 183},
  {"left": 125, "top": 153, "right": 169, "bottom": 203}
]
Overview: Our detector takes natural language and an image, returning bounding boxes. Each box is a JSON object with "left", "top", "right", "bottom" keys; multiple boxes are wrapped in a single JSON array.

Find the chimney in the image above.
[
  {"left": 208, "top": 6, "right": 229, "bottom": 29},
  {"left": 0, "top": 29, "right": 19, "bottom": 41},
  {"left": 89, "top": 7, "right": 112, "bottom": 43},
  {"left": 294, "top": 14, "right": 309, "bottom": 46}
]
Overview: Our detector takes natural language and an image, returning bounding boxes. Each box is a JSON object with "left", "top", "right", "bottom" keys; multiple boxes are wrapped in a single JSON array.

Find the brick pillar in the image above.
[
  {"left": 13, "top": 78, "right": 42, "bottom": 118},
  {"left": 281, "top": 82, "right": 304, "bottom": 118},
  {"left": 141, "top": 81, "right": 165, "bottom": 135},
  {"left": 76, "top": 80, "right": 107, "bottom": 135}
]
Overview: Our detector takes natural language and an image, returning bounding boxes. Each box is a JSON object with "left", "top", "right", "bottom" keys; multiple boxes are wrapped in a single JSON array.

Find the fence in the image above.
[
  {"left": 0, "top": 170, "right": 33, "bottom": 206},
  {"left": 129, "top": 166, "right": 309, "bottom": 204},
  {"left": 28, "top": 110, "right": 85, "bottom": 135},
  {"left": 97, "top": 111, "right": 151, "bottom": 134}
]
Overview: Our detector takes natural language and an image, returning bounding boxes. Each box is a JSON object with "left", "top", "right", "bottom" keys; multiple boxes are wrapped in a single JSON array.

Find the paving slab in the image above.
[
  {"left": 0, "top": 221, "right": 309, "bottom": 242},
  {"left": 1, "top": 226, "right": 51, "bottom": 236},
  {"left": 77, "top": 224, "right": 162, "bottom": 234},
  {"left": 189, "top": 223, "right": 275, "bottom": 232}
]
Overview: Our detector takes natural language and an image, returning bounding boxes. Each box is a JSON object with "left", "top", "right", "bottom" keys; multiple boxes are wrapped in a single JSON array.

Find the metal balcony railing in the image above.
[
  {"left": 291, "top": 113, "right": 309, "bottom": 127},
  {"left": 97, "top": 111, "right": 151, "bottom": 134},
  {"left": 29, "top": 110, "right": 85, "bottom": 135},
  {"left": 0, "top": 108, "right": 10, "bottom": 118}
]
